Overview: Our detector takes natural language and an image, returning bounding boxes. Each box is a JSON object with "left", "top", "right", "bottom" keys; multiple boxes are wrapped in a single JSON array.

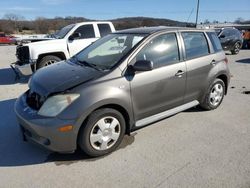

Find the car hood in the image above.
[
  {"left": 24, "top": 38, "right": 60, "bottom": 46},
  {"left": 29, "top": 60, "right": 104, "bottom": 97}
]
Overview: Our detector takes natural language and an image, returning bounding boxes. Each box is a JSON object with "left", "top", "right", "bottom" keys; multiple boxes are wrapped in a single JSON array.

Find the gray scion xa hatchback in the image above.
[{"left": 15, "top": 27, "right": 230, "bottom": 157}]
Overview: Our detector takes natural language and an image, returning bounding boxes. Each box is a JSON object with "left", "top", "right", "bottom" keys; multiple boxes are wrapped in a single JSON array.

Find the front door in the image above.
[
  {"left": 219, "top": 29, "right": 232, "bottom": 50},
  {"left": 129, "top": 33, "right": 186, "bottom": 122},
  {"left": 68, "top": 24, "right": 98, "bottom": 57}
]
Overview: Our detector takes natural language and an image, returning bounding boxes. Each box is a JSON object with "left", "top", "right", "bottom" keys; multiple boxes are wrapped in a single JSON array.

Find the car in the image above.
[
  {"left": 0, "top": 33, "right": 16, "bottom": 45},
  {"left": 215, "top": 27, "right": 243, "bottom": 55},
  {"left": 242, "top": 30, "right": 250, "bottom": 49},
  {"left": 12, "top": 22, "right": 116, "bottom": 76},
  {"left": 15, "top": 27, "right": 230, "bottom": 157}
]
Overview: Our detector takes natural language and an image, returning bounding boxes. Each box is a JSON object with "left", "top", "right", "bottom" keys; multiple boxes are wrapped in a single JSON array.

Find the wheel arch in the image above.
[
  {"left": 37, "top": 52, "right": 66, "bottom": 64},
  {"left": 94, "top": 104, "right": 131, "bottom": 134},
  {"left": 76, "top": 103, "right": 132, "bottom": 149},
  {"left": 216, "top": 74, "right": 228, "bottom": 95}
]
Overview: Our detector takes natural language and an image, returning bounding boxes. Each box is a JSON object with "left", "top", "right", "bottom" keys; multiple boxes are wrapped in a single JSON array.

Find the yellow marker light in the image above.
[{"left": 58, "top": 125, "right": 73, "bottom": 132}]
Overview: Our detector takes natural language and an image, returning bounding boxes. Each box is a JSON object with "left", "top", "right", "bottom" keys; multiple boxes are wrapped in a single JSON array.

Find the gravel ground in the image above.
[{"left": 0, "top": 46, "right": 250, "bottom": 188}]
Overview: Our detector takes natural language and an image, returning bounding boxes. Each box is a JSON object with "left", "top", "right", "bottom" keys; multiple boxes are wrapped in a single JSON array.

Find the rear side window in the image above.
[
  {"left": 98, "top": 24, "right": 112, "bottom": 37},
  {"left": 182, "top": 32, "right": 209, "bottom": 60},
  {"left": 206, "top": 32, "right": 223, "bottom": 52},
  {"left": 135, "top": 33, "right": 180, "bottom": 68},
  {"left": 74, "top": 24, "right": 95, "bottom": 39}
]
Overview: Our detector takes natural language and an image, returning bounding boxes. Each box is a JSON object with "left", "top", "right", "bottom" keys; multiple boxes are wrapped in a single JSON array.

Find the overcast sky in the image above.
[{"left": 0, "top": 0, "right": 250, "bottom": 22}]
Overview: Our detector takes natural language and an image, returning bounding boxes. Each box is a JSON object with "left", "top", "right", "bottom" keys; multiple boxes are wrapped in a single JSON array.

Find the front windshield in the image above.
[
  {"left": 54, "top": 24, "right": 75, "bottom": 39},
  {"left": 74, "top": 33, "right": 147, "bottom": 70}
]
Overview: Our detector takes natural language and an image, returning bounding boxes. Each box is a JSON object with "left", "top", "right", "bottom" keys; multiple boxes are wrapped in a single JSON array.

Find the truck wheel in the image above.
[
  {"left": 200, "top": 78, "right": 225, "bottom": 110},
  {"left": 231, "top": 42, "right": 241, "bottom": 55},
  {"left": 37, "top": 55, "right": 62, "bottom": 69},
  {"left": 78, "top": 108, "right": 126, "bottom": 157}
]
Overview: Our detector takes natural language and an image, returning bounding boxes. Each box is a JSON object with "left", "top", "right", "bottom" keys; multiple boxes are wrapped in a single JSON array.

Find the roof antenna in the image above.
[
  {"left": 186, "top": 8, "right": 194, "bottom": 26},
  {"left": 195, "top": 0, "right": 200, "bottom": 28}
]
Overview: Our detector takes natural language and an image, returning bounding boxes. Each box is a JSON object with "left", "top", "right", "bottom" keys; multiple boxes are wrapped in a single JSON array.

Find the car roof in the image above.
[
  {"left": 115, "top": 26, "right": 211, "bottom": 34},
  {"left": 75, "top": 21, "right": 112, "bottom": 27}
]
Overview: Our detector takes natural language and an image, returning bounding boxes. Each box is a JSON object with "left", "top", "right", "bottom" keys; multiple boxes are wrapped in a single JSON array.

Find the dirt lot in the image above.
[{"left": 0, "top": 46, "right": 250, "bottom": 188}]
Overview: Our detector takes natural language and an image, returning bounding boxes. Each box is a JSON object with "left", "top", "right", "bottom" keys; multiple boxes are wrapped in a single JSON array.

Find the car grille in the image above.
[
  {"left": 26, "top": 90, "right": 45, "bottom": 110},
  {"left": 16, "top": 45, "right": 30, "bottom": 65}
]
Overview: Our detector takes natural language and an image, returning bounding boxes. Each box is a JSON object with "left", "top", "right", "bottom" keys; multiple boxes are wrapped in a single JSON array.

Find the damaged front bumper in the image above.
[{"left": 10, "top": 60, "right": 36, "bottom": 78}]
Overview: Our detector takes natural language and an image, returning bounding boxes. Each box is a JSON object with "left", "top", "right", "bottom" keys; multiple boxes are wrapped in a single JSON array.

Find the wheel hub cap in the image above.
[
  {"left": 209, "top": 83, "right": 223, "bottom": 106},
  {"left": 90, "top": 116, "right": 121, "bottom": 151}
]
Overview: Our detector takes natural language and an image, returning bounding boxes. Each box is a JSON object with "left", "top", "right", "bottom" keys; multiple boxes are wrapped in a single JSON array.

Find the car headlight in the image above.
[{"left": 38, "top": 94, "right": 80, "bottom": 117}]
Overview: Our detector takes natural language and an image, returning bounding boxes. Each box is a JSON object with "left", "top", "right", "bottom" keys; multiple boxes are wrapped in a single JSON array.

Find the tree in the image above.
[
  {"left": 3, "top": 13, "right": 24, "bottom": 33},
  {"left": 203, "top": 19, "right": 210, "bottom": 24},
  {"left": 235, "top": 17, "right": 244, "bottom": 24},
  {"left": 141, "top": 19, "right": 155, "bottom": 27},
  {"left": 34, "top": 17, "right": 50, "bottom": 33}
]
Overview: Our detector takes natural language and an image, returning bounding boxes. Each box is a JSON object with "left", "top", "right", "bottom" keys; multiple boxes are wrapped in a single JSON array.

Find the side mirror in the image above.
[
  {"left": 219, "top": 34, "right": 225, "bottom": 39},
  {"left": 69, "top": 32, "right": 81, "bottom": 41},
  {"left": 132, "top": 60, "right": 153, "bottom": 71}
]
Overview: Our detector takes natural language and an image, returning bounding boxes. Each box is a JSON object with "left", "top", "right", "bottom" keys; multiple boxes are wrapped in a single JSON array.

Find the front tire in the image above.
[
  {"left": 231, "top": 42, "right": 241, "bottom": 55},
  {"left": 78, "top": 108, "right": 126, "bottom": 157},
  {"left": 37, "top": 55, "right": 62, "bottom": 69},
  {"left": 200, "top": 79, "right": 225, "bottom": 110}
]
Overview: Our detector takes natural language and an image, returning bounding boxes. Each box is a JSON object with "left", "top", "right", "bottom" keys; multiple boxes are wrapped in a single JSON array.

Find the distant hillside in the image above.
[
  {"left": 0, "top": 16, "right": 195, "bottom": 34},
  {"left": 111, "top": 17, "right": 195, "bottom": 30}
]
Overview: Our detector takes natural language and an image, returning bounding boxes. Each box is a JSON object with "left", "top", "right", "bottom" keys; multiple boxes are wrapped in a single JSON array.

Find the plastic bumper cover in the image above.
[{"left": 15, "top": 95, "right": 78, "bottom": 153}]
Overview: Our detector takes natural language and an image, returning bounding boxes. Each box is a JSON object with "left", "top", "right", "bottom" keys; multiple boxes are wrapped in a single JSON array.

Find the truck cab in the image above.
[{"left": 14, "top": 22, "right": 115, "bottom": 76}]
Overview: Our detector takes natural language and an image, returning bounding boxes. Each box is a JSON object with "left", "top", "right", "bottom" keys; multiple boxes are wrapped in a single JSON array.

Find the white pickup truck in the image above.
[{"left": 13, "top": 21, "right": 115, "bottom": 76}]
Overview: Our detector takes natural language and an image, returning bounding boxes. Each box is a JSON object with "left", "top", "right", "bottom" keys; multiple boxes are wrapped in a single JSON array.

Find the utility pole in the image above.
[{"left": 195, "top": 0, "right": 200, "bottom": 28}]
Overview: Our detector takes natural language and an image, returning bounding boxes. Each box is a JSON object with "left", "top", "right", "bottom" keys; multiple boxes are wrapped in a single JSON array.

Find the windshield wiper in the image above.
[{"left": 76, "top": 59, "right": 103, "bottom": 71}]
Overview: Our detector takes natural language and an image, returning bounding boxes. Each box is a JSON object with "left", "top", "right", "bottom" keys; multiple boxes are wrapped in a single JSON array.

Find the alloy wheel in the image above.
[{"left": 44, "top": 60, "right": 57, "bottom": 66}]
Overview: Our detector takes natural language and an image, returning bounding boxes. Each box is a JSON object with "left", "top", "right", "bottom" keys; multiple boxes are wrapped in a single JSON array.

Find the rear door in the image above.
[
  {"left": 180, "top": 31, "right": 216, "bottom": 103},
  {"left": 129, "top": 32, "right": 186, "bottom": 122},
  {"left": 97, "top": 23, "right": 112, "bottom": 37}
]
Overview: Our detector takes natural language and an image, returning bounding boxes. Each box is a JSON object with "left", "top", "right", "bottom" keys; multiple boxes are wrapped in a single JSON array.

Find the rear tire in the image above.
[
  {"left": 231, "top": 42, "right": 241, "bottom": 55},
  {"left": 37, "top": 55, "right": 62, "bottom": 69},
  {"left": 200, "top": 79, "right": 225, "bottom": 110},
  {"left": 78, "top": 108, "right": 126, "bottom": 157}
]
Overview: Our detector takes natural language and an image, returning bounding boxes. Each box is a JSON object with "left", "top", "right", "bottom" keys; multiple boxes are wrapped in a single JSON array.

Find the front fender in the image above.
[
  {"left": 57, "top": 76, "right": 133, "bottom": 136},
  {"left": 27, "top": 39, "right": 69, "bottom": 60}
]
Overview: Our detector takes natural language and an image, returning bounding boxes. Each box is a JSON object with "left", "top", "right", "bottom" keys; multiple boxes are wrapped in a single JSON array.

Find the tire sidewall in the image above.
[
  {"left": 79, "top": 108, "right": 126, "bottom": 157},
  {"left": 38, "top": 55, "right": 62, "bottom": 69},
  {"left": 205, "top": 79, "right": 225, "bottom": 110},
  {"left": 231, "top": 42, "right": 240, "bottom": 54}
]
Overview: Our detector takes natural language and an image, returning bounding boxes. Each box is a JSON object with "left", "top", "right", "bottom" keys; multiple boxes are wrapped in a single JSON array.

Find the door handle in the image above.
[
  {"left": 175, "top": 70, "right": 185, "bottom": 77},
  {"left": 211, "top": 60, "right": 216, "bottom": 66}
]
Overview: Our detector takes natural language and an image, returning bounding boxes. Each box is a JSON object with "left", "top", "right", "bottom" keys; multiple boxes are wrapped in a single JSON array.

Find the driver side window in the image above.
[
  {"left": 73, "top": 25, "right": 95, "bottom": 39},
  {"left": 134, "top": 33, "right": 180, "bottom": 68}
]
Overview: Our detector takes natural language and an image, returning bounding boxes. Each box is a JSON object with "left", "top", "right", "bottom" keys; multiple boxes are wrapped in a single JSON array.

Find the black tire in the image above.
[
  {"left": 78, "top": 108, "right": 126, "bottom": 157},
  {"left": 200, "top": 78, "right": 225, "bottom": 110},
  {"left": 231, "top": 42, "right": 241, "bottom": 55},
  {"left": 37, "top": 55, "right": 62, "bottom": 69}
]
